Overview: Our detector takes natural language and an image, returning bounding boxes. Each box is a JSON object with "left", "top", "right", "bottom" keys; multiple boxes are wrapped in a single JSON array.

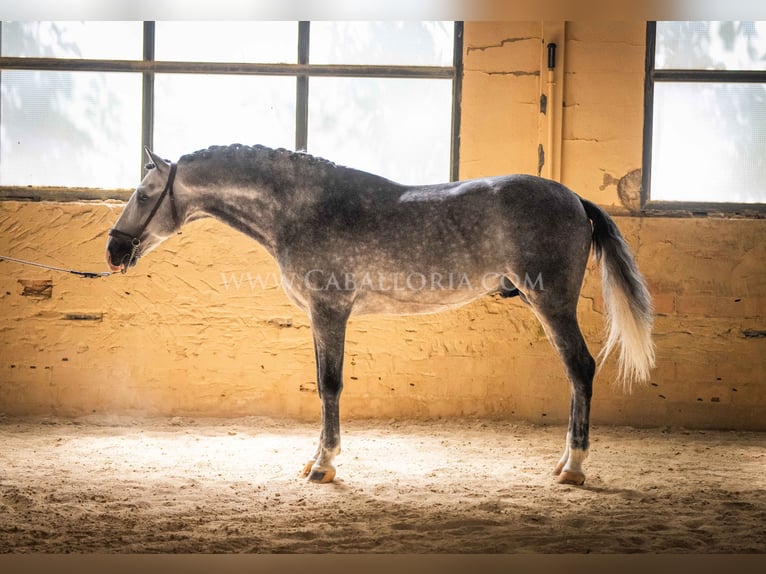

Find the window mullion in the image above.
[
  {"left": 296, "top": 21, "right": 310, "bottom": 152},
  {"left": 142, "top": 21, "right": 156, "bottom": 177},
  {"left": 450, "top": 22, "right": 464, "bottom": 182},
  {"left": 641, "top": 21, "right": 657, "bottom": 209}
]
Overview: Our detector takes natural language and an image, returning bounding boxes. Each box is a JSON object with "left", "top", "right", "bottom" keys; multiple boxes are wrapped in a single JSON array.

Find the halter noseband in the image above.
[{"left": 108, "top": 162, "right": 179, "bottom": 273}]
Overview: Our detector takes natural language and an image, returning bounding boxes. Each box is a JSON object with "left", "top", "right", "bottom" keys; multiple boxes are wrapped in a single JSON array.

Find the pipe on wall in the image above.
[{"left": 539, "top": 22, "right": 565, "bottom": 182}]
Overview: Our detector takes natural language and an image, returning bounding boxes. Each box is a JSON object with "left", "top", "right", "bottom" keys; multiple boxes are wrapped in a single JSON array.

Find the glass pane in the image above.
[
  {"left": 1, "top": 21, "right": 142, "bottom": 60},
  {"left": 307, "top": 77, "right": 452, "bottom": 185},
  {"left": 310, "top": 21, "right": 454, "bottom": 66},
  {"left": 651, "top": 82, "right": 766, "bottom": 203},
  {"left": 0, "top": 70, "right": 142, "bottom": 188},
  {"left": 153, "top": 75, "right": 296, "bottom": 160},
  {"left": 155, "top": 22, "right": 297, "bottom": 63},
  {"left": 656, "top": 21, "right": 766, "bottom": 71}
]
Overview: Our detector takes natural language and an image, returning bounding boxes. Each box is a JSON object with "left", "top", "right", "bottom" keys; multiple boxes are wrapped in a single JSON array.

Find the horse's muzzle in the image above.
[{"left": 106, "top": 237, "right": 136, "bottom": 274}]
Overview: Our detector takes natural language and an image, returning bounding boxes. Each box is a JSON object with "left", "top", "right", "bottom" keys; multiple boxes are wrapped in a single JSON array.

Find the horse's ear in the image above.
[{"left": 144, "top": 146, "right": 170, "bottom": 174}]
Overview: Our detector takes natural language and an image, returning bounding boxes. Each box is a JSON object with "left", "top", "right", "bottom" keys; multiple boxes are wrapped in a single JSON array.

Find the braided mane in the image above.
[
  {"left": 176, "top": 143, "right": 399, "bottom": 191},
  {"left": 179, "top": 144, "right": 337, "bottom": 170}
]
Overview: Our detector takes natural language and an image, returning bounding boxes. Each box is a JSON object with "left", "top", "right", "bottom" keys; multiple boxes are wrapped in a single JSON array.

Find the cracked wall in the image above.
[{"left": 0, "top": 22, "right": 764, "bottom": 429}]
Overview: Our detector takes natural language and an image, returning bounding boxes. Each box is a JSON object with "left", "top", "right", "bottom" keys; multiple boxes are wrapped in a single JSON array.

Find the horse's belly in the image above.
[
  {"left": 279, "top": 265, "right": 508, "bottom": 316},
  {"left": 350, "top": 276, "right": 497, "bottom": 316}
]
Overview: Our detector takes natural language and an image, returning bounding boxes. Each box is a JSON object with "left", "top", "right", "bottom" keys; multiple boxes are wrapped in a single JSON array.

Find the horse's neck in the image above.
[{"left": 186, "top": 162, "right": 305, "bottom": 254}]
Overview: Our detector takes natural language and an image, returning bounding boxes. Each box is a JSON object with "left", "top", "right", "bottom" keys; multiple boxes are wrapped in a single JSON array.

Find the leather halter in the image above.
[{"left": 108, "top": 162, "right": 179, "bottom": 273}]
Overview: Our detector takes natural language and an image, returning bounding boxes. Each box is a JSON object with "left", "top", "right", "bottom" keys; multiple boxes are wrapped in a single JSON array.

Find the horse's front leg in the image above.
[{"left": 300, "top": 302, "right": 350, "bottom": 484}]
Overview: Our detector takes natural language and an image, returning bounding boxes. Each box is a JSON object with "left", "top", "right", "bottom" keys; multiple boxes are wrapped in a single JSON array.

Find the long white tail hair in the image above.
[{"left": 580, "top": 199, "right": 655, "bottom": 391}]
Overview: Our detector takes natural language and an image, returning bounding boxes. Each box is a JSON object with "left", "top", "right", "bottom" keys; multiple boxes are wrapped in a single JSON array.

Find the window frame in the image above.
[
  {"left": 0, "top": 21, "right": 464, "bottom": 201},
  {"left": 642, "top": 21, "right": 766, "bottom": 215}
]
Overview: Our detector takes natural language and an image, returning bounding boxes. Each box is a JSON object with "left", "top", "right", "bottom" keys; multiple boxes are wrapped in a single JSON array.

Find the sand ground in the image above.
[{"left": 0, "top": 415, "right": 764, "bottom": 553}]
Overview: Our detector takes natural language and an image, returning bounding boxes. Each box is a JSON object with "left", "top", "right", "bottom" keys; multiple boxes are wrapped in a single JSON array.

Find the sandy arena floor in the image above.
[{"left": 0, "top": 415, "right": 764, "bottom": 554}]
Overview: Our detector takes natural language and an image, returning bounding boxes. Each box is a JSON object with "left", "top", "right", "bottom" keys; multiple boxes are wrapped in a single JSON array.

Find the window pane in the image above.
[
  {"left": 1, "top": 21, "right": 142, "bottom": 60},
  {"left": 310, "top": 21, "right": 454, "bottom": 66},
  {"left": 307, "top": 77, "right": 452, "bottom": 184},
  {"left": 153, "top": 75, "right": 296, "bottom": 160},
  {"left": 651, "top": 82, "right": 766, "bottom": 203},
  {"left": 155, "top": 22, "right": 297, "bottom": 63},
  {"left": 0, "top": 70, "right": 142, "bottom": 188},
  {"left": 656, "top": 21, "right": 766, "bottom": 71}
]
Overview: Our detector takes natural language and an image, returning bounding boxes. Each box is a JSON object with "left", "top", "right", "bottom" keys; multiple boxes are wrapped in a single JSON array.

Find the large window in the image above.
[
  {"left": 644, "top": 21, "right": 766, "bottom": 210},
  {"left": 0, "top": 21, "right": 461, "bottom": 195}
]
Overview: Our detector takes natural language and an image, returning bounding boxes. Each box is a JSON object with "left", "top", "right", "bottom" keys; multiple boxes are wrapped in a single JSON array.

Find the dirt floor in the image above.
[{"left": 0, "top": 415, "right": 764, "bottom": 554}]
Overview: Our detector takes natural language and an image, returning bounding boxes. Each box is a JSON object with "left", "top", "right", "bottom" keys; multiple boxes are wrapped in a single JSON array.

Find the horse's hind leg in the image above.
[
  {"left": 527, "top": 302, "right": 595, "bottom": 485},
  {"left": 548, "top": 314, "right": 595, "bottom": 485}
]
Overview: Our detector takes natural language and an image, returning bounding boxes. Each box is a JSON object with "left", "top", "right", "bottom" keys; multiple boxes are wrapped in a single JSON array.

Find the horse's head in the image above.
[{"left": 106, "top": 148, "right": 182, "bottom": 273}]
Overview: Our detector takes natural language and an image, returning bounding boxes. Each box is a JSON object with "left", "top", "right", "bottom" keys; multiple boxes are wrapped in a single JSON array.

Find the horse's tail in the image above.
[{"left": 580, "top": 198, "right": 655, "bottom": 391}]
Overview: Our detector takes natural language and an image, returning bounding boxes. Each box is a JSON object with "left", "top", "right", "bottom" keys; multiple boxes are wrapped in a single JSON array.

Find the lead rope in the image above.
[{"left": 0, "top": 254, "right": 112, "bottom": 278}]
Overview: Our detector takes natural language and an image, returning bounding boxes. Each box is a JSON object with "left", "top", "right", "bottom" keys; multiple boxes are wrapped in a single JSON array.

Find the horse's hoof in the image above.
[
  {"left": 553, "top": 461, "right": 565, "bottom": 476},
  {"left": 300, "top": 459, "right": 315, "bottom": 478},
  {"left": 557, "top": 470, "right": 586, "bottom": 486},
  {"left": 307, "top": 468, "right": 336, "bottom": 483}
]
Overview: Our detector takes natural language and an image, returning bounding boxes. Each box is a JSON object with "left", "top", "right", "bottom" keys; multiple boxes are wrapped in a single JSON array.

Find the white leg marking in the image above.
[
  {"left": 562, "top": 447, "right": 588, "bottom": 474},
  {"left": 555, "top": 432, "right": 571, "bottom": 475},
  {"left": 313, "top": 445, "right": 340, "bottom": 472},
  {"left": 555, "top": 434, "right": 588, "bottom": 485},
  {"left": 306, "top": 445, "right": 340, "bottom": 483}
]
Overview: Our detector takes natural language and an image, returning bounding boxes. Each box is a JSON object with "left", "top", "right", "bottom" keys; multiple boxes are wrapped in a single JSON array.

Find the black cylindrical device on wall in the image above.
[{"left": 547, "top": 42, "right": 557, "bottom": 70}]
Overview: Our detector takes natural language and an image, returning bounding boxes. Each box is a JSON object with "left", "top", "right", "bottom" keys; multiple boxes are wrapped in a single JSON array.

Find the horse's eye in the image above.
[{"left": 137, "top": 192, "right": 149, "bottom": 204}]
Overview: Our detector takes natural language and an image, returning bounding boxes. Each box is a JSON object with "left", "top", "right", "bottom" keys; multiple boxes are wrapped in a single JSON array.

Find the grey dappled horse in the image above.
[{"left": 107, "top": 144, "right": 654, "bottom": 486}]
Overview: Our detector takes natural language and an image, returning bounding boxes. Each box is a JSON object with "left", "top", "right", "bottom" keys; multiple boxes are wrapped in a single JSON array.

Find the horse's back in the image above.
[
  {"left": 397, "top": 173, "right": 585, "bottom": 216},
  {"left": 302, "top": 171, "right": 592, "bottom": 264},
  {"left": 395, "top": 173, "right": 591, "bottom": 250}
]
